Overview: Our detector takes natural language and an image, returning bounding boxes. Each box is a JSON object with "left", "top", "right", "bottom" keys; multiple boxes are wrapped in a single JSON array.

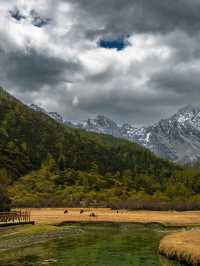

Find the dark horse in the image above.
[{"left": 89, "top": 213, "right": 96, "bottom": 217}]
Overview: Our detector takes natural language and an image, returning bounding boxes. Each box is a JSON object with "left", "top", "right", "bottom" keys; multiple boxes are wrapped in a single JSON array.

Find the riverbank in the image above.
[
  {"left": 29, "top": 208, "right": 200, "bottom": 265},
  {"left": 1, "top": 208, "right": 200, "bottom": 263},
  {"left": 0, "top": 223, "right": 170, "bottom": 266},
  {"left": 159, "top": 231, "right": 200, "bottom": 265},
  {"left": 0, "top": 224, "right": 83, "bottom": 252},
  {"left": 27, "top": 208, "right": 200, "bottom": 227}
]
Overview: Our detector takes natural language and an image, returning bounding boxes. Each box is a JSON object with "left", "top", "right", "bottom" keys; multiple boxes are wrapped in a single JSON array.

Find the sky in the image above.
[{"left": 0, "top": 0, "right": 200, "bottom": 126}]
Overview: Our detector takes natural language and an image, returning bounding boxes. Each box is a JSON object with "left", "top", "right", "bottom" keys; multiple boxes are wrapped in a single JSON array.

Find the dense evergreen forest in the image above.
[{"left": 0, "top": 87, "right": 200, "bottom": 210}]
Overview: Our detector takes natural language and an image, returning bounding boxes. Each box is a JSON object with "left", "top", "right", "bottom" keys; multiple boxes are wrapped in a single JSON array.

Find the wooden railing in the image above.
[{"left": 0, "top": 210, "right": 31, "bottom": 225}]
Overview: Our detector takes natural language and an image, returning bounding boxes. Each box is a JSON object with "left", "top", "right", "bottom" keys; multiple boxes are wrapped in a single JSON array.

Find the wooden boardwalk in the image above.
[{"left": 0, "top": 210, "right": 35, "bottom": 227}]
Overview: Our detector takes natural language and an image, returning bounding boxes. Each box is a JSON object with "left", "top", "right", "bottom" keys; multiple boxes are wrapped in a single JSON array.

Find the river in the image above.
[{"left": 0, "top": 224, "right": 183, "bottom": 266}]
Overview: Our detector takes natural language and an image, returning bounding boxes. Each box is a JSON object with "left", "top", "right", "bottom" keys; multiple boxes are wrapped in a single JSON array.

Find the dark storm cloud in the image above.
[
  {"left": 69, "top": 0, "right": 200, "bottom": 36},
  {"left": 0, "top": 49, "right": 81, "bottom": 91},
  {"left": 30, "top": 10, "right": 50, "bottom": 28},
  {"left": 1, "top": 0, "right": 200, "bottom": 125},
  {"left": 150, "top": 67, "right": 200, "bottom": 97},
  {"left": 71, "top": 78, "right": 185, "bottom": 126}
]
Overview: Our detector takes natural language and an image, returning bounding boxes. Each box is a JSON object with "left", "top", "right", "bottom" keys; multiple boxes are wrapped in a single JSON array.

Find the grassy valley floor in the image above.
[
  {"left": 27, "top": 208, "right": 200, "bottom": 227},
  {"left": 0, "top": 208, "right": 200, "bottom": 265},
  {"left": 28, "top": 208, "right": 200, "bottom": 265}
]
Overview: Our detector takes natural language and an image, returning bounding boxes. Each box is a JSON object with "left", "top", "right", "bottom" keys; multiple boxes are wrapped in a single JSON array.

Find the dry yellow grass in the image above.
[
  {"left": 159, "top": 231, "right": 200, "bottom": 265},
  {"left": 14, "top": 208, "right": 200, "bottom": 227}
]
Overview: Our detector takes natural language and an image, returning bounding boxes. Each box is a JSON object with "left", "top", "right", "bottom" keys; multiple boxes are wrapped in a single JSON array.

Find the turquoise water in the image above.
[{"left": 0, "top": 224, "right": 182, "bottom": 266}]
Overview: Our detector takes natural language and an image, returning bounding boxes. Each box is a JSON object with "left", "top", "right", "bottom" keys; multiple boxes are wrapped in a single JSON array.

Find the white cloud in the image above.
[{"left": 0, "top": 0, "right": 200, "bottom": 125}]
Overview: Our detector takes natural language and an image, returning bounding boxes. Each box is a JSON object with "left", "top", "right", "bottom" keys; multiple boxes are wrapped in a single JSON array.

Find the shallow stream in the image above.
[{"left": 0, "top": 224, "right": 183, "bottom": 266}]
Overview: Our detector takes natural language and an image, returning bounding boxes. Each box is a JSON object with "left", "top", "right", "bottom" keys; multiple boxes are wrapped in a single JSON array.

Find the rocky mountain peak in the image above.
[
  {"left": 80, "top": 115, "right": 121, "bottom": 137},
  {"left": 95, "top": 115, "right": 118, "bottom": 127},
  {"left": 120, "top": 123, "right": 138, "bottom": 140},
  {"left": 29, "top": 103, "right": 200, "bottom": 165},
  {"left": 173, "top": 105, "right": 200, "bottom": 124},
  {"left": 75, "top": 106, "right": 200, "bottom": 165}
]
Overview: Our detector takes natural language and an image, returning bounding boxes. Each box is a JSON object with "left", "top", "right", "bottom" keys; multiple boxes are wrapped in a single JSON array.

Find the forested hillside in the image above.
[
  {"left": 0, "top": 87, "right": 200, "bottom": 209},
  {"left": 0, "top": 87, "right": 176, "bottom": 180}
]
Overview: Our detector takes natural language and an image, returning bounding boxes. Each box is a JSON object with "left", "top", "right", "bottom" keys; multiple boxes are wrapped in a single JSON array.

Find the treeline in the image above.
[
  {"left": 0, "top": 170, "right": 11, "bottom": 211},
  {"left": 0, "top": 87, "right": 177, "bottom": 181},
  {"left": 110, "top": 200, "right": 200, "bottom": 212},
  {"left": 8, "top": 159, "right": 200, "bottom": 210},
  {"left": 0, "top": 187, "right": 10, "bottom": 211}
]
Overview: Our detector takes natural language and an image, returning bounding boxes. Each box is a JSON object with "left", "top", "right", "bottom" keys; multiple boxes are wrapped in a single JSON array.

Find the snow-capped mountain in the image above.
[
  {"left": 74, "top": 106, "right": 200, "bottom": 165},
  {"left": 123, "top": 105, "right": 200, "bottom": 165},
  {"left": 77, "top": 115, "right": 122, "bottom": 138},
  {"left": 120, "top": 124, "right": 138, "bottom": 140},
  {"left": 140, "top": 105, "right": 200, "bottom": 165},
  {"left": 30, "top": 103, "right": 200, "bottom": 165}
]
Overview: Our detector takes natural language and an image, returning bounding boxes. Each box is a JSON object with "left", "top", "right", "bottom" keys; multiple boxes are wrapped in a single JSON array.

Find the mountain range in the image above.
[
  {"left": 31, "top": 104, "right": 200, "bottom": 165},
  {"left": 2, "top": 87, "right": 200, "bottom": 209},
  {"left": 0, "top": 87, "right": 175, "bottom": 181}
]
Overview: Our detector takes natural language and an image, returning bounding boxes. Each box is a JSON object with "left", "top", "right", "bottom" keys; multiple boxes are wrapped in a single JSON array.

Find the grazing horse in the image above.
[
  {"left": 64, "top": 209, "right": 68, "bottom": 214},
  {"left": 80, "top": 209, "right": 84, "bottom": 214},
  {"left": 89, "top": 213, "right": 96, "bottom": 217}
]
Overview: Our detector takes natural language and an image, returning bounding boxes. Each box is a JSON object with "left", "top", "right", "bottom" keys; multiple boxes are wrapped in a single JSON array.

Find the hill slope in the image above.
[{"left": 0, "top": 87, "right": 177, "bottom": 180}]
